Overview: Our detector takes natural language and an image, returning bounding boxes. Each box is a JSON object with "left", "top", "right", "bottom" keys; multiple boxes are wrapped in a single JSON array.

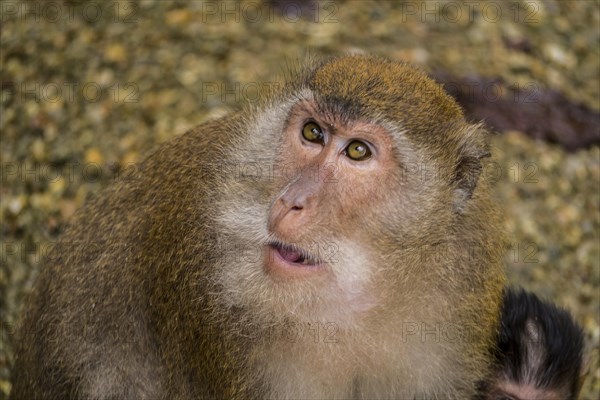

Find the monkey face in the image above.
[
  {"left": 214, "top": 56, "right": 493, "bottom": 326},
  {"left": 213, "top": 98, "right": 396, "bottom": 324},
  {"left": 264, "top": 99, "right": 398, "bottom": 279}
]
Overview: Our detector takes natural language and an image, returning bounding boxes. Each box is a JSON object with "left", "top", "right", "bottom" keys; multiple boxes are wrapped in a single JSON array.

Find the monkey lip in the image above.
[{"left": 265, "top": 241, "right": 324, "bottom": 275}]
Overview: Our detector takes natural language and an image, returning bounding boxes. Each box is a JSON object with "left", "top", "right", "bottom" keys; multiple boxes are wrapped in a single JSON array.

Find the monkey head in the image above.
[{"left": 213, "top": 55, "right": 502, "bottom": 331}]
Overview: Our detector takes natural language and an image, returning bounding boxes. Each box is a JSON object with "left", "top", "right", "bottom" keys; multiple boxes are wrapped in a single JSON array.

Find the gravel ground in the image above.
[{"left": 1, "top": 1, "right": 598, "bottom": 398}]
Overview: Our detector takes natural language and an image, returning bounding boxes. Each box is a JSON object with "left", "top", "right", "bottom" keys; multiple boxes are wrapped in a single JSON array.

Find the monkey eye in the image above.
[
  {"left": 302, "top": 122, "right": 324, "bottom": 144},
  {"left": 345, "top": 140, "right": 372, "bottom": 161}
]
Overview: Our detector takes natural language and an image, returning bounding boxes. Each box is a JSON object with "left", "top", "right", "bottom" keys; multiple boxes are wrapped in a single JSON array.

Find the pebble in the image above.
[{"left": 104, "top": 43, "right": 128, "bottom": 64}]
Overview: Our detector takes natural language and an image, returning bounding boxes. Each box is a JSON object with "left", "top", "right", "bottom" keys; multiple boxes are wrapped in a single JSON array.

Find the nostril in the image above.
[
  {"left": 280, "top": 187, "right": 314, "bottom": 214},
  {"left": 281, "top": 193, "right": 306, "bottom": 211}
]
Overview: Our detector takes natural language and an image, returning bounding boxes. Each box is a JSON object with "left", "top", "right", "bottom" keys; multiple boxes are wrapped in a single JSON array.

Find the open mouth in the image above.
[{"left": 266, "top": 240, "right": 323, "bottom": 273}]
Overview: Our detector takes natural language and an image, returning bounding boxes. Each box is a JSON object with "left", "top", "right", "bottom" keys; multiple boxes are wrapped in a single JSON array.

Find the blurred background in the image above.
[{"left": 1, "top": 0, "right": 598, "bottom": 397}]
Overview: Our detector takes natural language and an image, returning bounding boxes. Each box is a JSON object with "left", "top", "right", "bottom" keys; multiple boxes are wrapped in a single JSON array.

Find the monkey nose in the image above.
[
  {"left": 268, "top": 194, "right": 311, "bottom": 235},
  {"left": 278, "top": 196, "right": 305, "bottom": 223},
  {"left": 282, "top": 193, "right": 306, "bottom": 211}
]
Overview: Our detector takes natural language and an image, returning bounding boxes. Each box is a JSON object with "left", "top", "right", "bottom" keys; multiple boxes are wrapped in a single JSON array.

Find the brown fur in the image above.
[{"left": 11, "top": 55, "right": 505, "bottom": 399}]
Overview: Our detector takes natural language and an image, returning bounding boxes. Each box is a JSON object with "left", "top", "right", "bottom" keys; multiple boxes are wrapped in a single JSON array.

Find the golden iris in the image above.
[
  {"left": 302, "top": 122, "right": 324, "bottom": 143},
  {"left": 346, "top": 141, "right": 371, "bottom": 161}
]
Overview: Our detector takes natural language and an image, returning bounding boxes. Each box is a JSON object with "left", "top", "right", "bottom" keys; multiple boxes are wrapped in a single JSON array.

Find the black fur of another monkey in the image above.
[
  {"left": 11, "top": 55, "right": 505, "bottom": 399},
  {"left": 481, "top": 288, "right": 585, "bottom": 400}
]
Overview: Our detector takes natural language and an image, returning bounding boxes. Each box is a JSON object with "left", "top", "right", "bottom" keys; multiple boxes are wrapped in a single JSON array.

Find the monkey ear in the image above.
[{"left": 452, "top": 125, "right": 491, "bottom": 213}]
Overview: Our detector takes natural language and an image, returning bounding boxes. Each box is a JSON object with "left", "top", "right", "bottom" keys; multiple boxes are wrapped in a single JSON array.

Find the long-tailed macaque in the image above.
[{"left": 11, "top": 55, "right": 505, "bottom": 399}]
